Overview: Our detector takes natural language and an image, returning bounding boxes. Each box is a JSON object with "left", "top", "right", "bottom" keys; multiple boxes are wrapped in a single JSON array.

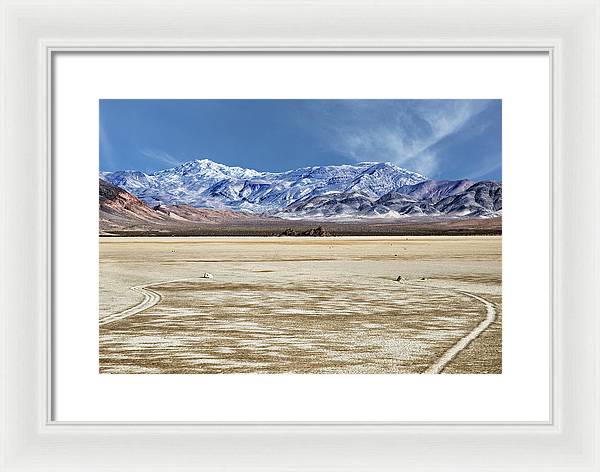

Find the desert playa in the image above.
[{"left": 99, "top": 236, "right": 501, "bottom": 374}]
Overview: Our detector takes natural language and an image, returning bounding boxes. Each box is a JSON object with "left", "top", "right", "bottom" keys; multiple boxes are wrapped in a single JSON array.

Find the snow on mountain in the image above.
[
  {"left": 101, "top": 158, "right": 501, "bottom": 219},
  {"left": 102, "top": 159, "right": 427, "bottom": 213},
  {"left": 279, "top": 181, "right": 502, "bottom": 219},
  {"left": 393, "top": 179, "right": 476, "bottom": 203},
  {"left": 434, "top": 181, "right": 502, "bottom": 217},
  {"left": 99, "top": 178, "right": 261, "bottom": 234}
]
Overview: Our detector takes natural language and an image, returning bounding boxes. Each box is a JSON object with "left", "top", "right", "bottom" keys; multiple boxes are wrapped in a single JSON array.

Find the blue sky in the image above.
[{"left": 100, "top": 99, "right": 501, "bottom": 181}]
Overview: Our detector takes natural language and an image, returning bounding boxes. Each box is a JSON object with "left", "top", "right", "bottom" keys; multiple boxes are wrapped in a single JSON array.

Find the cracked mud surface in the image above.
[{"left": 99, "top": 236, "right": 501, "bottom": 374}]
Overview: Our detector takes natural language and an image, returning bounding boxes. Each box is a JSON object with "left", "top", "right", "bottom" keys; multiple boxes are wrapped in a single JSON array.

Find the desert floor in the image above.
[{"left": 99, "top": 236, "right": 501, "bottom": 374}]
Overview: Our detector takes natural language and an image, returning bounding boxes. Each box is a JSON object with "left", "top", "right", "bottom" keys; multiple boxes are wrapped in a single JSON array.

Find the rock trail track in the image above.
[
  {"left": 99, "top": 278, "right": 201, "bottom": 327},
  {"left": 100, "top": 276, "right": 497, "bottom": 374},
  {"left": 398, "top": 279, "right": 497, "bottom": 373}
]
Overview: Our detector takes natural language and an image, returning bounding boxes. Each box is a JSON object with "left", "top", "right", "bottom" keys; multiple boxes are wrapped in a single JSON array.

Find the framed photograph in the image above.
[
  {"left": 1, "top": 0, "right": 599, "bottom": 470},
  {"left": 97, "top": 97, "right": 504, "bottom": 375}
]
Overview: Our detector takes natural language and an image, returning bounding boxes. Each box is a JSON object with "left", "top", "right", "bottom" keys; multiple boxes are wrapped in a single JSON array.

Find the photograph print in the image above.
[{"left": 99, "top": 99, "right": 502, "bottom": 374}]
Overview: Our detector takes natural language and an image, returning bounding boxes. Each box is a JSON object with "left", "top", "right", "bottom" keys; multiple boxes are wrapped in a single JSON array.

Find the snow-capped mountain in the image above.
[
  {"left": 101, "top": 159, "right": 501, "bottom": 219},
  {"left": 99, "top": 178, "right": 263, "bottom": 234},
  {"left": 281, "top": 180, "right": 502, "bottom": 219},
  {"left": 102, "top": 159, "right": 428, "bottom": 213}
]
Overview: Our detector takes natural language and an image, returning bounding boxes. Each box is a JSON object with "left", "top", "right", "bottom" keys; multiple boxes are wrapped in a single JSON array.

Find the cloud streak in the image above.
[
  {"left": 100, "top": 99, "right": 501, "bottom": 180},
  {"left": 99, "top": 123, "right": 117, "bottom": 170},
  {"left": 139, "top": 148, "right": 182, "bottom": 168},
  {"left": 302, "top": 100, "right": 497, "bottom": 178}
]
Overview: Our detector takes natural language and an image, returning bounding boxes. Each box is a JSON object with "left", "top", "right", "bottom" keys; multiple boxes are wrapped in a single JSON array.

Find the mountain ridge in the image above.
[{"left": 101, "top": 159, "right": 501, "bottom": 219}]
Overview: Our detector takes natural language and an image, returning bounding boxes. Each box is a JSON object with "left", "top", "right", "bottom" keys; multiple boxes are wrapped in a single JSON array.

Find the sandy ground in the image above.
[{"left": 99, "top": 236, "right": 501, "bottom": 374}]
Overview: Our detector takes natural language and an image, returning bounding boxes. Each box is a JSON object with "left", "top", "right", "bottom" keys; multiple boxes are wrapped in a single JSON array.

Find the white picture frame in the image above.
[{"left": 1, "top": 0, "right": 598, "bottom": 470}]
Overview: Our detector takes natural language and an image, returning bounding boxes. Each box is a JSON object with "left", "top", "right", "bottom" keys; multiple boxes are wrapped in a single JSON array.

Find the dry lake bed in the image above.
[{"left": 99, "top": 236, "right": 501, "bottom": 374}]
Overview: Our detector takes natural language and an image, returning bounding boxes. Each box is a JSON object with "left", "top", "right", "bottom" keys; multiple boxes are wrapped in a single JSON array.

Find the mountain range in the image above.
[
  {"left": 100, "top": 178, "right": 265, "bottom": 233},
  {"left": 101, "top": 159, "right": 502, "bottom": 220}
]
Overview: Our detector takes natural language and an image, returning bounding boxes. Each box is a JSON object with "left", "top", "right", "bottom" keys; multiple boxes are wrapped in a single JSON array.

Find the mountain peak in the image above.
[
  {"left": 103, "top": 158, "right": 485, "bottom": 216},
  {"left": 179, "top": 158, "right": 220, "bottom": 169},
  {"left": 191, "top": 158, "right": 221, "bottom": 167}
]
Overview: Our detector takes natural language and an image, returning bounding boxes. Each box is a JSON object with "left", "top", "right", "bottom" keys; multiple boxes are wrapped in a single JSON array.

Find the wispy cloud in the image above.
[
  {"left": 464, "top": 158, "right": 502, "bottom": 181},
  {"left": 139, "top": 148, "right": 182, "bottom": 168},
  {"left": 301, "top": 100, "right": 495, "bottom": 178},
  {"left": 99, "top": 123, "right": 117, "bottom": 170}
]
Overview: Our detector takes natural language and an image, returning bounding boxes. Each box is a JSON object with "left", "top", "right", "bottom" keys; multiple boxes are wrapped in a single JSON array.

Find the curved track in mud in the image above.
[
  {"left": 101, "top": 276, "right": 497, "bottom": 375},
  {"left": 399, "top": 280, "right": 497, "bottom": 374},
  {"left": 99, "top": 277, "right": 210, "bottom": 327},
  {"left": 99, "top": 284, "right": 162, "bottom": 327}
]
